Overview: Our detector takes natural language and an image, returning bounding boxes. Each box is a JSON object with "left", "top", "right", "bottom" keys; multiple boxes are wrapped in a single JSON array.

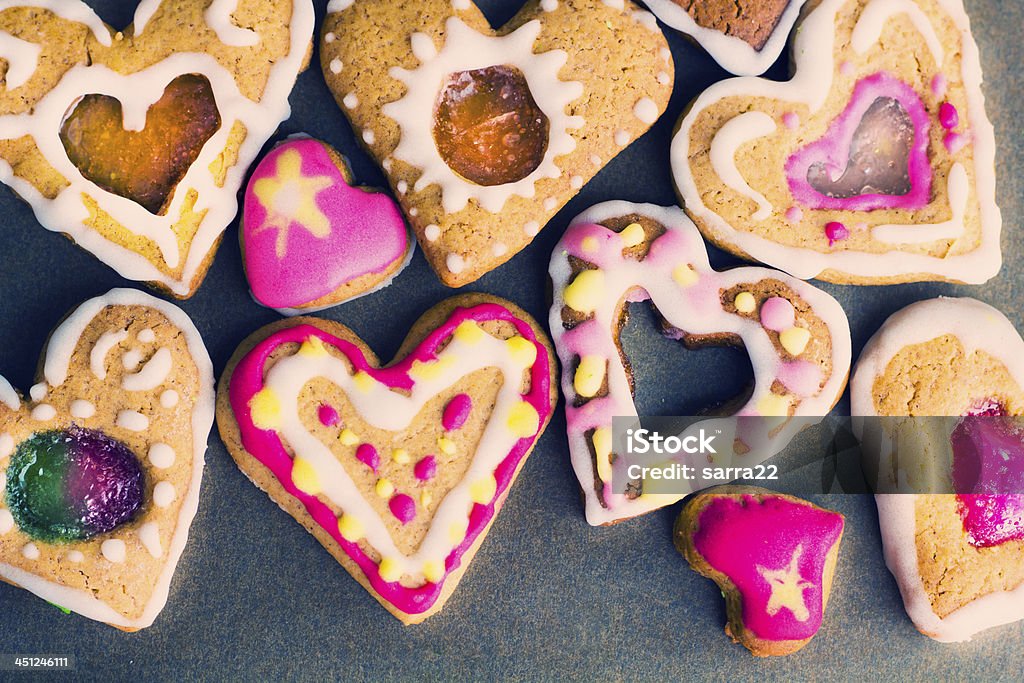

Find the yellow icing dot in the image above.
[
  {"left": 734, "top": 291, "right": 756, "bottom": 314},
  {"left": 339, "top": 428, "right": 359, "bottom": 446},
  {"left": 249, "top": 388, "right": 281, "bottom": 430},
  {"left": 375, "top": 478, "right": 395, "bottom": 498},
  {"left": 780, "top": 327, "right": 811, "bottom": 356},
  {"left": 352, "top": 371, "right": 374, "bottom": 392},
  {"left": 454, "top": 320, "right": 486, "bottom": 345},
  {"left": 592, "top": 427, "right": 613, "bottom": 482},
  {"left": 563, "top": 269, "right": 604, "bottom": 314},
  {"left": 470, "top": 476, "right": 497, "bottom": 504},
  {"left": 423, "top": 560, "right": 444, "bottom": 583},
  {"left": 410, "top": 355, "right": 456, "bottom": 382},
  {"left": 438, "top": 436, "right": 457, "bottom": 455},
  {"left": 378, "top": 557, "right": 402, "bottom": 583},
  {"left": 507, "top": 401, "right": 540, "bottom": 438},
  {"left": 420, "top": 491, "right": 433, "bottom": 509},
  {"left": 291, "top": 458, "right": 321, "bottom": 495},
  {"left": 581, "top": 236, "right": 600, "bottom": 253},
  {"left": 506, "top": 336, "right": 538, "bottom": 367},
  {"left": 672, "top": 264, "right": 698, "bottom": 287},
  {"left": 392, "top": 448, "right": 410, "bottom": 464},
  {"left": 620, "top": 222, "right": 645, "bottom": 247},
  {"left": 757, "top": 393, "right": 791, "bottom": 417},
  {"left": 449, "top": 522, "right": 467, "bottom": 543},
  {"left": 337, "top": 513, "right": 363, "bottom": 542},
  {"left": 298, "top": 335, "right": 328, "bottom": 357},
  {"left": 573, "top": 355, "right": 606, "bottom": 398}
]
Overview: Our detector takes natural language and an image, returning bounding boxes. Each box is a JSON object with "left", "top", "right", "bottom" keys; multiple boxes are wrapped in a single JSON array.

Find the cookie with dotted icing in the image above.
[
  {"left": 0, "top": 288, "right": 214, "bottom": 631},
  {"left": 216, "top": 293, "right": 556, "bottom": 623},
  {"left": 674, "top": 486, "right": 845, "bottom": 656},
  {"left": 241, "top": 136, "right": 413, "bottom": 315},
  {"left": 672, "top": 0, "right": 1000, "bottom": 285},
  {"left": 851, "top": 297, "right": 1024, "bottom": 641},
  {"left": 642, "top": 0, "right": 809, "bottom": 75},
  {"left": 549, "top": 201, "right": 851, "bottom": 526},
  {"left": 320, "top": 0, "right": 673, "bottom": 287},
  {"left": 0, "top": 0, "right": 313, "bottom": 297}
]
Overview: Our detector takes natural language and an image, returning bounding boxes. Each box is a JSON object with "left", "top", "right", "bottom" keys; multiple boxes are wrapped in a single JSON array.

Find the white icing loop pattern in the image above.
[
  {"left": 709, "top": 112, "right": 777, "bottom": 222},
  {"left": 0, "top": 31, "right": 42, "bottom": 90},
  {"left": 205, "top": 0, "right": 260, "bottom": 47}
]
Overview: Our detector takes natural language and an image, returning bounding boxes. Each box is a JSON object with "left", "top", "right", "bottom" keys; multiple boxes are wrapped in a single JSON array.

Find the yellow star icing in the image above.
[
  {"left": 252, "top": 148, "right": 335, "bottom": 258},
  {"left": 757, "top": 544, "right": 813, "bottom": 622}
]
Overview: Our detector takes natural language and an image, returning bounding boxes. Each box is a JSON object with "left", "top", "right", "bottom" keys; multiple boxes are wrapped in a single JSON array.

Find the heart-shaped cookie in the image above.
[
  {"left": 0, "top": 288, "right": 214, "bottom": 630},
  {"left": 241, "top": 136, "right": 413, "bottom": 315},
  {"left": 320, "top": 0, "right": 674, "bottom": 287},
  {"left": 852, "top": 297, "right": 1024, "bottom": 641},
  {"left": 672, "top": 0, "right": 1001, "bottom": 285},
  {"left": 549, "top": 201, "right": 851, "bottom": 525},
  {"left": 675, "top": 487, "right": 845, "bottom": 656},
  {"left": 642, "top": 0, "right": 809, "bottom": 75},
  {"left": 217, "top": 294, "right": 556, "bottom": 623},
  {"left": 0, "top": 0, "right": 313, "bottom": 297}
]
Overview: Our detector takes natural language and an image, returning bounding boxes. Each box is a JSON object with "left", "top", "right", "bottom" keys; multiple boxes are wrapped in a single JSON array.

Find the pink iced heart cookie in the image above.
[
  {"left": 852, "top": 297, "right": 1024, "bottom": 641},
  {"left": 675, "top": 487, "right": 845, "bottom": 657},
  {"left": 672, "top": 0, "right": 1000, "bottom": 285},
  {"left": 242, "top": 137, "right": 412, "bottom": 314},
  {"left": 549, "top": 202, "right": 851, "bottom": 525},
  {"left": 217, "top": 294, "right": 556, "bottom": 623}
]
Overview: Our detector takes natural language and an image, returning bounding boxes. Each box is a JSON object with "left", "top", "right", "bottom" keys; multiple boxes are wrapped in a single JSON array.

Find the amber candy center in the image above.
[
  {"left": 432, "top": 65, "right": 549, "bottom": 187},
  {"left": 60, "top": 74, "right": 222, "bottom": 215}
]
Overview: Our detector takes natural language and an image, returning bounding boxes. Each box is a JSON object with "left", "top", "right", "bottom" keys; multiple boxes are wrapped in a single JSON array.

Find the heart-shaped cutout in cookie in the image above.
[
  {"left": 0, "top": 288, "right": 214, "bottom": 631},
  {"left": 673, "top": 0, "right": 1001, "bottom": 285},
  {"left": 852, "top": 297, "right": 1024, "bottom": 641},
  {"left": 60, "top": 74, "right": 222, "bottom": 215},
  {"left": 241, "top": 137, "right": 413, "bottom": 314},
  {"left": 320, "top": 0, "right": 674, "bottom": 286},
  {"left": 0, "top": 0, "right": 313, "bottom": 296},
  {"left": 217, "top": 294, "right": 556, "bottom": 623},
  {"left": 549, "top": 202, "right": 851, "bottom": 525}
]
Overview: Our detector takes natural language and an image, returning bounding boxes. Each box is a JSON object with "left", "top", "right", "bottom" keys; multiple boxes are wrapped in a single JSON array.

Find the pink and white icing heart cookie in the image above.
[
  {"left": 549, "top": 201, "right": 851, "bottom": 526},
  {"left": 217, "top": 294, "right": 556, "bottom": 623},
  {"left": 852, "top": 297, "right": 1024, "bottom": 641},
  {"left": 672, "top": 0, "right": 1000, "bottom": 285},
  {"left": 241, "top": 136, "right": 413, "bottom": 315},
  {"left": 0, "top": 288, "right": 214, "bottom": 630},
  {"left": 675, "top": 486, "right": 845, "bottom": 656}
]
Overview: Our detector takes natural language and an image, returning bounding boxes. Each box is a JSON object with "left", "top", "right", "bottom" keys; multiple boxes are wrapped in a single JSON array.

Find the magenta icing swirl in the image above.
[
  {"left": 242, "top": 138, "right": 409, "bottom": 309},
  {"left": 442, "top": 394, "right": 472, "bottom": 431},
  {"left": 786, "top": 73, "right": 932, "bottom": 212},
  {"left": 227, "top": 303, "right": 551, "bottom": 615},
  {"left": 693, "top": 495, "right": 844, "bottom": 641}
]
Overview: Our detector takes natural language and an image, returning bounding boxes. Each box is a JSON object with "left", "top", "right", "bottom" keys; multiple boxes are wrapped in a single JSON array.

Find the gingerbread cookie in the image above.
[
  {"left": 241, "top": 136, "right": 413, "bottom": 315},
  {"left": 0, "top": 288, "right": 214, "bottom": 630},
  {"left": 217, "top": 294, "right": 556, "bottom": 623},
  {"left": 0, "top": 0, "right": 313, "bottom": 297},
  {"left": 672, "top": 0, "right": 1000, "bottom": 285},
  {"left": 674, "top": 486, "right": 845, "bottom": 656},
  {"left": 549, "top": 202, "right": 851, "bottom": 525},
  {"left": 642, "top": 0, "right": 808, "bottom": 75},
  {"left": 320, "top": 0, "right": 673, "bottom": 287},
  {"left": 852, "top": 297, "right": 1024, "bottom": 641}
]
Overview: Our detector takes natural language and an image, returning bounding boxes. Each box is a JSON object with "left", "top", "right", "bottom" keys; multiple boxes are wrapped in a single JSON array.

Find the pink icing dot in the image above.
[
  {"left": 782, "top": 112, "right": 800, "bottom": 130},
  {"left": 944, "top": 131, "right": 969, "bottom": 154},
  {"left": 784, "top": 206, "right": 803, "bottom": 223},
  {"left": 355, "top": 443, "right": 379, "bottom": 473},
  {"left": 389, "top": 494, "right": 417, "bottom": 525},
  {"left": 318, "top": 403, "right": 340, "bottom": 427},
  {"left": 760, "top": 297, "right": 795, "bottom": 332},
  {"left": 931, "top": 73, "right": 948, "bottom": 99},
  {"left": 825, "top": 221, "right": 849, "bottom": 245},
  {"left": 442, "top": 394, "right": 473, "bottom": 431},
  {"left": 414, "top": 455, "right": 438, "bottom": 482},
  {"left": 939, "top": 102, "right": 959, "bottom": 130},
  {"left": 839, "top": 61, "right": 854, "bottom": 77}
]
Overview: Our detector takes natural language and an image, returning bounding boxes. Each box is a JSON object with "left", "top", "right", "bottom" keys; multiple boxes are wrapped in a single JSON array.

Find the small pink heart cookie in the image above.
[{"left": 242, "top": 137, "right": 413, "bottom": 314}]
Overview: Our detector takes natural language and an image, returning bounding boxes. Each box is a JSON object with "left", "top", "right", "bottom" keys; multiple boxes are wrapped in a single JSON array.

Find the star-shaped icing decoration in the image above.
[
  {"left": 252, "top": 148, "right": 334, "bottom": 258},
  {"left": 757, "top": 544, "right": 813, "bottom": 622}
]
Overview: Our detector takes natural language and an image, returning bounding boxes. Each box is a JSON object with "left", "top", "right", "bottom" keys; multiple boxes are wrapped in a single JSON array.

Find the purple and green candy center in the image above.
[{"left": 4, "top": 427, "right": 145, "bottom": 542}]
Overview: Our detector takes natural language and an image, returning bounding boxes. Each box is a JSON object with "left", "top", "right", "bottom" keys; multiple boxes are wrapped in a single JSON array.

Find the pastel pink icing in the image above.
[
  {"left": 242, "top": 138, "right": 409, "bottom": 309},
  {"left": 227, "top": 303, "right": 552, "bottom": 615},
  {"left": 760, "top": 297, "right": 795, "bottom": 332},
  {"left": 786, "top": 72, "right": 932, "bottom": 212},
  {"left": 693, "top": 495, "right": 844, "bottom": 642}
]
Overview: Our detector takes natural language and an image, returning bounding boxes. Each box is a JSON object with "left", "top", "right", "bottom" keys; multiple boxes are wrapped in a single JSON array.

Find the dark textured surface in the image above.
[{"left": 0, "top": 0, "right": 1021, "bottom": 680}]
